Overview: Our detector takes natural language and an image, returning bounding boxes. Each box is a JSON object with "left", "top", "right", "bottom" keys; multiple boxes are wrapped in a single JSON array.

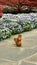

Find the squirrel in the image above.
[{"left": 14, "top": 35, "right": 22, "bottom": 47}]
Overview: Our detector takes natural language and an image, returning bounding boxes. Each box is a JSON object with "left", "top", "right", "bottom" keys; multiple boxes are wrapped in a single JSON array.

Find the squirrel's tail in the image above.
[{"left": 14, "top": 38, "right": 17, "bottom": 43}]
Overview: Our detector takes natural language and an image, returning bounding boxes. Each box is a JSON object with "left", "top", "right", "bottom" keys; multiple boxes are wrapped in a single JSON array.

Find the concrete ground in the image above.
[{"left": 0, "top": 29, "right": 37, "bottom": 65}]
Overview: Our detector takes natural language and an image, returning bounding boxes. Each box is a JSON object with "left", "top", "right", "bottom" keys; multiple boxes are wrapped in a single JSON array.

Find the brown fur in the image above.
[{"left": 14, "top": 35, "right": 22, "bottom": 47}]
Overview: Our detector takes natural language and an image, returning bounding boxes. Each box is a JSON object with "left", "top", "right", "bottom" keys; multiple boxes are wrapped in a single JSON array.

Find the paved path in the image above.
[{"left": 0, "top": 29, "right": 37, "bottom": 65}]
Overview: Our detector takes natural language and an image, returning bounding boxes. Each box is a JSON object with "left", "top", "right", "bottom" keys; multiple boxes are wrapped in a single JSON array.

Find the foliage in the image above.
[{"left": 0, "top": 13, "right": 37, "bottom": 41}]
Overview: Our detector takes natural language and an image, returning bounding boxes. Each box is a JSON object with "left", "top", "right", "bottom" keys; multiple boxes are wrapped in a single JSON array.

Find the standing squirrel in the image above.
[{"left": 14, "top": 35, "right": 22, "bottom": 47}]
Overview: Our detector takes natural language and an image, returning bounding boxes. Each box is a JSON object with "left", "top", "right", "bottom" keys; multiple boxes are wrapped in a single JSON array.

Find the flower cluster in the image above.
[{"left": 0, "top": 13, "right": 37, "bottom": 41}]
